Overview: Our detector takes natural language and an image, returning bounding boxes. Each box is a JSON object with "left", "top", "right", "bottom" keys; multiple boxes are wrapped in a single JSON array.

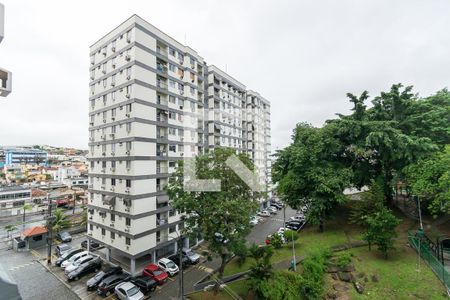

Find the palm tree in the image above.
[
  {"left": 4, "top": 224, "right": 17, "bottom": 239},
  {"left": 21, "top": 203, "right": 33, "bottom": 225},
  {"left": 49, "top": 208, "right": 71, "bottom": 233}
]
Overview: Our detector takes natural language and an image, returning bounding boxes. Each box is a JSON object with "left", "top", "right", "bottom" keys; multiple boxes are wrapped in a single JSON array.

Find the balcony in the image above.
[
  {"left": 157, "top": 98, "right": 168, "bottom": 106},
  {"left": 156, "top": 234, "right": 169, "bottom": 243},
  {"left": 156, "top": 47, "right": 168, "bottom": 57},
  {"left": 156, "top": 218, "right": 168, "bottom": 227},
  {"left": 156, "top": 166, "right": 168, "bottom": 174},
  {"left": 156, "top": 151, "right": 168, "bottom": 158},
  {"left": 157, "top": 64, "right": 168, "bottom": 74},
  {"left": 157, "top": 81, "right": 168, "bottom": 90}
]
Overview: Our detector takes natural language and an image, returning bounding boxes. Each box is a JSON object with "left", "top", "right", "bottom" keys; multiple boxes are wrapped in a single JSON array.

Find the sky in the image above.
[{"left": 0, "top": 0, "right": 449, "bottom": 151}]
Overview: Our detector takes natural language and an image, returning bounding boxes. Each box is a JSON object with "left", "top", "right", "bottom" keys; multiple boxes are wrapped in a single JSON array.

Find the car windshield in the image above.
[
  {"left": 128, "top": 286, "right": 140, "bottom": 296},
  {"left": 61, "top": 251, "right": 71, "bottom": 258},
  {"left": 61, "top": 232, "right": 69, "bottom": 237},
  {"left": 166, "top": 261, "right": 176, "bottom": 268},
  {"left": 185, "top": 250, "right": 195, "bottom": 256},
  {"left": 153, "top": 270, "right": 163, "bottom": 276},
  {"left": 94, "top": 271, "right": 105, "bottom": 280}
]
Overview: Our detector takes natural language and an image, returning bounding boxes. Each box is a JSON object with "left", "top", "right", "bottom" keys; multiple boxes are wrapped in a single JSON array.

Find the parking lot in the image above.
[{"left": 0, "top": 205, "right": 298, "bottom": 300}]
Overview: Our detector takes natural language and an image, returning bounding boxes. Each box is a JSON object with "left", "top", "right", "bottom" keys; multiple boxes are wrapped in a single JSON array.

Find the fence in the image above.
[{"left": 408, "top": 231, "right": 450, "bottom": 293}]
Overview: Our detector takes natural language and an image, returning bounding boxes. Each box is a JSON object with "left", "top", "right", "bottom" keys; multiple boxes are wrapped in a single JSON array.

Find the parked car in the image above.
[
  {"left": 61, "top": 251, "right": 89, "bottom": 268},
  {"left": 130, "top": 276, "right": 158, "bottom": 294},
  {"left": 97, "top": 273, "right": 131, "bottom": 297},
  {"left": 142, "top": 263, "right": 168, "bottom": 285},
  {"left": 258, "top": 210, "right": 270, "bottom": 217},
  {"left": 55, "top": 244, "right": 72, "bottom": 256},
  {"left": 67, "top": 257, "right": 102, "bottom": 281},
  {"left": 115, "top": 282, "right": 144, "bottom": 300},
  {"left": 268, "top": 207, "right": 278, "bottom": 214},
  {"left": 168, "top": 254, "right": 190, "bottom": 269},
  {"left": 286, "top": 222, "right": 302, "bottom": 231},
  {"left": 65, "top": 255, "right": 95, "bottom": 274},
  {"left": 290, "top": 215, "right": 305, "bottom": 222},
  {"left": 55, "top": 248, "right": 84, "bottom": 266},
  {"left": 157, "top": 258, "right": 179, "bottom": 276},
  {"left": 56, "top": 231, "right": 72, "bottom": 243},
  {"left": 250, "top": 217, "right": 258, "bottom": 226},
  {"left": 81, "top": 239, "right": 101, "bottom": 251},
  {"left": 270, "top": 202, "right": 283, "bottom": 209},
  {"left": 87, "top": 266, "right": 123, "bottom": 291},
  {"left": 277, "top": 227, "right": 286, "bottom": 235},
  {"left": 182, "top": 248, "right": 200, "bottom": 264}
]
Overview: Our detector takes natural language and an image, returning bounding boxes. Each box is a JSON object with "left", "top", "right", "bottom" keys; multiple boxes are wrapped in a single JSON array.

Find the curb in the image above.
[{"left": 36, "top": 258, "right": 81, "bottom": 299}]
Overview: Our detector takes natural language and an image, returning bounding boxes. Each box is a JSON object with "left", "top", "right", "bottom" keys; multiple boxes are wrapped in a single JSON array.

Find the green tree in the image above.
[
  {"left": 269, "top": 233, "right": 283, "bottom": 249},
  {"left": 4, "top": 224, "right": 17, "bottom": 239},
  {"left": 257, "top": 271, "right": 303, "bottom": 300},
  {"left": 349, "top": 179, "right": 385, "bottom": 226},
  {"left": 166, "top": 147, "right": 261, "bottom": 291},
  {"left": 404, "top": 145, "right": 450, "bottom": 215},
  {"left": 248, "top": 244, "right": 274, "bottom": 283},
  {"left": 49, "top": 208, "right": 71, "bottom": 233},
  {"left": 363, "top": 207, "right": 400, "bottom": 258},
  {"left": 273, "top": 123, "right": 352, "bottom": 232}
]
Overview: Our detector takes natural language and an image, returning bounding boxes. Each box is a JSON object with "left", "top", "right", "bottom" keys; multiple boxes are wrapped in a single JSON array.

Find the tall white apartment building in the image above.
[
  {"left": 0, "top": 3, "right": 12, "bottom": 97},
  {"left": 88, "top": 15, "right": 270, "bottom": 272}
]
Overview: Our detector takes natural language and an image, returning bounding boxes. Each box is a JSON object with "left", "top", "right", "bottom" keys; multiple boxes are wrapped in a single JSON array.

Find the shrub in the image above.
[
  {"left": 283, "top": 230, "right": 299, "bottom": 242},
  {"left": 270, "top": 233, "right": 283, "bottom": 249},
  {"left": 336, "top": 252, "right": 352, "bottom": 268}
]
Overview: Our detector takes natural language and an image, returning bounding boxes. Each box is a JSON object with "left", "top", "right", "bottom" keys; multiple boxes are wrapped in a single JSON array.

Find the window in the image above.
[
  {"left": 110, "top": 232, "right": 115, "bottom": 239},
  {"left": 169, "top": 128, "right": 176, "bottom": 135},
  {"left": 126, "top": 141, "right": 132, "bottom": 151},
  {"left": 111, "top": 74, "right": 116, "bottom": 85},
  {"left": 169, "top": 226, "right": 176, "bottom": 233},
  {"left": 103, "top": 79, "right": 107, "bottom": 88},
  {"left": 89, "top": 224, "right": 93, "bottom": 231},
  {"left": 169, "top": 209, "right": 176, "bottom": 217},
  {"left": 126, "top": 123, "right": 132, "bottom": 132},
  {"left": 178, "top": 83, "right": 184, "bottom": 90},
  {"left": 169, "top": 63, "right": 176, "bottom": 72},
  {"left": 169, "top": 47, "right": 176, "bottom": 56},
  {"left": 169, "top": 95, "right": 176, "bottom": 103},
  {"left": 126, "top": 103, "right": 132, "bottom": 113},
  {"left": 111, "top": 108, "right": 116, "bottom": 117},
  {"left": 169, "top": 80, "right": 176, "bottom": 88},
  {"left": 126, "top": 67, "right": 131, "bottom": 78},
  {"left": 169, "top": 112, "right": 176, "bottom": 120},
  {"left": 125, "top": 237, "right": 131, "bottom": 245},
  {"left": 111, "top": 57, "right": 116, "bottom": 68},
  {"left": 126, "top": 161, "right": 131, "bottom": 169},
  {"left": 111, "top": 91, "right": 116, "bottom": 101},
  {"left": 178, "top": 52, "right": 184, "bottom": 61},
  {"left": 126, "top": 180, "right": 131, "bottom": 188},
  {"left": 111, "top": 178, "right": 116, "bottom": 186},
  {"left": 111, "top": 125, "right": 116, "bottom": 134},
  {"left": 178, "top": 98, "right": 184, "bottom": 106},
  {"left": 169, "top": 161, "right": 176, "bottom": 168},
  {"left": 190, "top": 87, "right": 195, "bottom": 95},
  {"left": 125, "top": 217, "right": 131, "bottom": 226},
  {"left": 101, "top": 228, "right": 106, "bottom": 236},
  {"left": 169, "top": 145, "right": 176, "bottom": 152}
]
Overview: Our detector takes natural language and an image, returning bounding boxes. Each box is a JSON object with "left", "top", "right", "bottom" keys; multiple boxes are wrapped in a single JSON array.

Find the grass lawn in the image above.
[{"left": 187, "top": 280, "right": 253, "bottom": 300}]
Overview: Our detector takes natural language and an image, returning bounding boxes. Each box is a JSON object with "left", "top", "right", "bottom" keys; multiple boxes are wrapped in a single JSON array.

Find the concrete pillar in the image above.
[
  {"left": 106, "top": 248, "right": 111, "bottom": 262},
  {"left": 184, "top": 238, "right": 189, "bottom": 249},
  {"left": 130, "top": 258, "right": 136, "bottom": 276},
  {"left": 174, "top": 240, "right": 178, "bottom": 253},
  {"left": 152, "top": 250, "right": 156, "bottom": 263}
]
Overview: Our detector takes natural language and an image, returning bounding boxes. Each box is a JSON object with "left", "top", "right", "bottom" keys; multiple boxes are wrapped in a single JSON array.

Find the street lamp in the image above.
[{"left": 291, "top": 230, "right": 296, "bottom": 272}]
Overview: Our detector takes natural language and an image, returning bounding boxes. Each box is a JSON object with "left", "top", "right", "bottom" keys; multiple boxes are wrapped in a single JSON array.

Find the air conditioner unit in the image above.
[
  {"left": 103, "top": 119, "right": 107, "bottom": 123},
  {"left": 89, "top": 137, "right": 94, "bottom": 141},
  {"left": 180, "top": 90, "right": 184, "bottom": 95},
  {"left": 89, "top": 122, "right": 94, "bottom": 126},
  {"left": 101, "top": 169, "right": 106, "bottom": 173},
  {"left": 126, "top": 245, "right": 130, "bottom": 250},
  {"left": 126, "top": 113, "right": 130, "bottom": 118},
  {"left": 101, "top": 134, "right": 106, "bottom": 140},
  {"left": 110, "top": 133, "right": 115, "bottom": 138},
  {"left": 102, "top": 152, "right": 106, "bottom": 156},
  {"left": 112, "top": 46, "right": 116, "bottom": 52},
  {"left": 125, "top": 207, "right": 130, "bottom": 212},
  {"left": 110, "top": 223, "right": 114, "bottom": 227},
  {"left": 125, "top": 151, "right": 130, "bottom": 155},
  {"left": 89, "top": 216, "right": 93, "bottom": 220},
  {"left": 102, "top": 69, "right": 106, "bottom": 74},
  {"left": 126, "top": 168, "right": 131, "bottom": 172},
  {"left": 125, "top": 189, "right": 130, "bottom": 194},
  {"left": 111, "top": 82, "right": 115, "bottom": 87},
  {"left": 180, "top": 75, "right": 184, "bottom": 80},
  {"left": 88, "top": 232, "right": 93, "bottom": 236},
  {"left": 111, "top": 152, "right": 115, "bottom": 156},
  {"left": 125, "top": 228, "right": 130, "bottom": 233},
  {"left": 180, "top": 152, "right": 184, "bottom": 157},
  {"left": 179, "top": 106, "right": 183, "bottom": 110},
  {"left": 110, "top": 168, "right": 115, "bottom": 172},
  {"left": 180, "top": 137, "right": 184, "bottom": 142},
  {"left": 127, "top": 75, "right": 131, "bottom": 80},
  {"left": 125, "top": 54, "right": 131, "bottom": 61},
  {"left": 126, "top": 93, "right": 130, "bottom": 98}
]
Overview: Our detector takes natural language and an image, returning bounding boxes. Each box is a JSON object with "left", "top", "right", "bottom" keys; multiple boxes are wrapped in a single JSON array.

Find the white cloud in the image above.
[{"left": 0, "top": 0, "right": 449, "bottom": 150}]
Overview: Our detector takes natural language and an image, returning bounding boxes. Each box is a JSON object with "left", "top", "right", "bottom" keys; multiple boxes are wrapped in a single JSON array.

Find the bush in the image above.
[
  {"left": 270, "top": 233, "right": 283, "bottom": 249},
  {"left": 232, "top": 241, "right": 248, "bottom": 266},
  {"left": 299, "top": 249, "right": 330, "bottom": 299},
  {"left": 336, "top": 252, "right": 352, "bottom": 268},
  {"left": 283, "top": 230, "right": 299, "bottom": 242}
]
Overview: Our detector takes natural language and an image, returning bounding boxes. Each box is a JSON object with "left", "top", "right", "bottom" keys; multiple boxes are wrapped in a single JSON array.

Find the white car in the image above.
[
  {"left": 277, "top": 227, "right": 286, "bottom": 235},
  {"left": 64, "top": 255, "right": 95, "bottom": 274},
  {"left": 115, "top": 282, "right": 144, "bottom": 300},
  {"left": 157, "top": 258, "right": 179, "bottom": 276},
  {"left": 250, "top": 217, "right": 258, "bottom": 226},
  {"left": 290, "top": 215, "right": 305, "bottom": 222},
  {"left": 61, "top": 251, "right": 89, "bottom": 268},
  {"left": 258, "top": 210, "right": 270, "bottom": 217},
  {"left": 268, "top": 207, "right": 278, "bottom": 214}
]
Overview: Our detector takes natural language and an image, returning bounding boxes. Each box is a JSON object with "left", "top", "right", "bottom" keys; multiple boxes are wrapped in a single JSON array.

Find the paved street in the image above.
[{"left": 0, "top": 206, "right": 297, "bottom": 300}]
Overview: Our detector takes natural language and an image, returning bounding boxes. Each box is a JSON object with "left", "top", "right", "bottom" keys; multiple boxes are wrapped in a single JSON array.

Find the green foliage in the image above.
[
  {"left": 336, "top": 252, "right": 352, "bottom": 268},
  {"left": 4, "top": 224, "right": 17, "bottom": 238},
  {"left": 233, "top": 241, "right": 248, "bottom": 267},
  {"left": 256, "top": 271, "right": 303, "bottom": 300},
  {"left": 166, "top": 147, "right": 261, "bottom": 279},
  {"left": 49, "top": 208, "right": 71, "bottom": 233},
  {"left": 404, "top": 145, "right": 450, "bottom": 215},
  {"left": 363, "top": 207, "right": 400, "bottom": 258},
  {"left": 349, "top": 180, "right": 385, "bottom": 226},
  {"left": 283, "top": 230, "right": 299, "bottom": 242},
  {"left": 269, "top": 233, "right": 283, "bottom": 249},
  {"left": 248, "top": 245, "right": 274, "bottom": 283},
  {"left": 299, "top": 249, "right": 331, "bottom": 299},
  {"left": 272, "top": 123, "right": 352, "bottom": 231}
]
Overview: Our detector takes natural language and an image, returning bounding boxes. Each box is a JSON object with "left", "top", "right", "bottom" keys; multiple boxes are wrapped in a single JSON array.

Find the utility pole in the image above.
[
  {"left": 291, "top": 230, "right": 296, "bottom": 272},
  {"left": 45, "top": 193, "right": 55, "bottom": 264}
]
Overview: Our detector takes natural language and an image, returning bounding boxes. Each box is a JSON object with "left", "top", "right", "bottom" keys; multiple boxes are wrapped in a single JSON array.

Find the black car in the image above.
[
  {"left": 270, "top": 202, "right": 283, "bottom": 209},
  {"left": 286, "top": 220, "right": 304, "bottom": 231},
  {"left": 130, "top": 275, "right": 158, "bottom": 294},
  {"left": 168, "top": 254, "right": 190, "bottom": 269},
  {"left": 86, "top": 266, "right": 123, "bottom": 291},
  {"left": 56, "top": 231, "right": 72, "bottom": 243},
  {"left": 55, "top": 248, "right": 84, "bottom": 267},
  {"left": 81, "top": 239, "right": 101, "bottom": 251},
  {"left": 67, "top": 257, "right": 102, "bottom": 281},
  {"left": 97, "top": 273, "right": 131, "bottom": 297}
]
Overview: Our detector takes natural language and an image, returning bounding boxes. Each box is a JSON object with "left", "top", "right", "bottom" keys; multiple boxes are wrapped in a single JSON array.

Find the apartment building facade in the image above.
[
  {"left": 0, "top": 3, "right": 12, "bottom": 97},
  {"left": 88, "top": 15, "right": 270, "bottom": 273}
]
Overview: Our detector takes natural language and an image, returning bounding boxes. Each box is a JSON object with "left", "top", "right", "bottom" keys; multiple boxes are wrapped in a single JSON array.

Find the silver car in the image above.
[{"left": 115, "top": 282, "right": 144, "bottom": 300}]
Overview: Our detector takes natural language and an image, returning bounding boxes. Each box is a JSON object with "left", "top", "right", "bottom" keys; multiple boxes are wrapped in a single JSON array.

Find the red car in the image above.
[{"left": 142, "top": 263, "right": 168, "bottom": 285}]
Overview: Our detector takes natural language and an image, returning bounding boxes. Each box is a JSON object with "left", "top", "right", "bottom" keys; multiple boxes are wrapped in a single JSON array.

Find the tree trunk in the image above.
[
  {"left": 319, "top": 219, "right": 324, "bottom": 233},
  {"left": 213, "top": 254, "right": 228, "bottom": 295}
]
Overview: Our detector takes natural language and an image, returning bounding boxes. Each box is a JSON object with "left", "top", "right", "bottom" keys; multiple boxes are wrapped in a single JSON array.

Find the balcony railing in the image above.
[
  {"left": 156, "top": 151, "right": 168, "bottom": 157},
  {"left": 156, "top": 218, "right": 168, "bottom": 226},
  {"left": 156, "top": 48, "right": 168, "bottom": 57},
  {"left": 157, "top": 98, "right": 168, "bottom": 106},
  {"left": 157, "top": 64, "right": 168, "bottom": 74},
  {"left": 157, "top": 81, "right": 168, "bottom": 89}
]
